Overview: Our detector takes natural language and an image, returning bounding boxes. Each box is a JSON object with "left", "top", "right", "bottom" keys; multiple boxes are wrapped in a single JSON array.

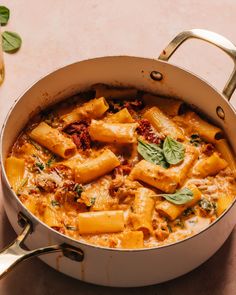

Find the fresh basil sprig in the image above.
[
  {"left": 137, "top": 139, "right": 169, "bottom": 168},
  {"left": 0, "top": 6, "right": 10, "bottom": 25},
  {"left": 138, "top": 136, "right": 185, "bottom": 168},
  {"left": 163, "top": 136, "right": 185, "bottom": 165},
  {"left": 154, "top": 188, "right": 194, "bottom": 205},
  {"left": 2, "top": 31, "right": 22, "bottom": 53}
]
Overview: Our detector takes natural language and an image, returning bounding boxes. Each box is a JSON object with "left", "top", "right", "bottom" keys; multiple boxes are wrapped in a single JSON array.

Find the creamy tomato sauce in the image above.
[{"left": 5, "top": 85, "right": 236, "bottom": 249}]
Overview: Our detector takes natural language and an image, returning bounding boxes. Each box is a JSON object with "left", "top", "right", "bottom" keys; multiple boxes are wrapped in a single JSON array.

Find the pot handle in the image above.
[
  {"left": 158, "top": 29, "right": 236, "bottom": 100},
  {"left": 0, "top": 213, "right": 84, "bottom": 279}
]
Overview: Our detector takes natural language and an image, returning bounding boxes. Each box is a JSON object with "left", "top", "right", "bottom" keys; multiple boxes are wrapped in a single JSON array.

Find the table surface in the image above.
[{"left": 1, "top": 1, "right": 236, "bottom": 294}]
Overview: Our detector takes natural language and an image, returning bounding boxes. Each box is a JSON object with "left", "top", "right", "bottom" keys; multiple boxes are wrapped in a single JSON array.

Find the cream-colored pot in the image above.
[{"left": 1, "top": 29, "right": 236, "bottom": 287}]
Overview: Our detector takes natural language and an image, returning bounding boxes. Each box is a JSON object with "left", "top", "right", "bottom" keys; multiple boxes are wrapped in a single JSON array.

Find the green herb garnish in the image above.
[
  {"left": 87, "top": 197, "right": 96, "bottom": 207},
  {"left": 163, "top": 136, "right": 185, "bottom": 165},
  {"left": 183, "top": 207, "right": 195, "bottom": 217},
  {"left": 0, "top": 6, "right": 10, "bottom": 25},
  {"left": 167, "top": 224, "right": 173, "bottom": 232},
  {"left": 137, "top": 139, "right": 169, "bottom": 168},
  {"left": 174, "top": 219, "right": 185, "bottom": 228},
  {"left": 137, "top": 136, "right": 185, "bottom": 168},
  {"left": 154, "top": 188, "right": 194, "bottom": 205},
  {"left": 51, "top": 200, "right": 60, "bottom": 207},
  {"left": 46, "top": 155, "right": 56, "bottom": 167},
  {"left": 36, "top": 162, "right": 44, "bottom": 170},
  {"left": 16, "top": 177, "right": 28, "bottom": 195},
  {"left": 190, "top": 134, "right": 202, "bottom": 147},
  {"left": 74, "top": 183, "right": 84, "bottom": 198},
  {"left": 29, "top": 139, "right": 42, "bottom": 151},
  {"left": 199, "top": 198, "right": 216, "bottom": 212},
  {"left": 2, "top": 31, "right": 22, "bottom": 53}
]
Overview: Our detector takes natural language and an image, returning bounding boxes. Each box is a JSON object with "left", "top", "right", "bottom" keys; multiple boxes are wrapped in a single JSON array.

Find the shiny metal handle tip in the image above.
[
  {"left": 158, "top": 29, "right": 236, "bottom": 100},
  {"left": 0, "top": 213, "right": 84, "bottom": 279}
]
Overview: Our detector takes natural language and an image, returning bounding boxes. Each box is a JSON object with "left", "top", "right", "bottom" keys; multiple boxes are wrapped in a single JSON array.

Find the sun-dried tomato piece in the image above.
[
  {"left": 137, "top": 119, "right": 163, "bottom": 144},
  {"left": 64, "top": 120, "right": 91, "bottom": 150}
]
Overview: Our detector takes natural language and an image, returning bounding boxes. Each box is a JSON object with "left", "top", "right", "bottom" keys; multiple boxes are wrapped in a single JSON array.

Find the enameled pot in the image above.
[{"left": 1, "top": 29, "right": 236, "bottom": 287}]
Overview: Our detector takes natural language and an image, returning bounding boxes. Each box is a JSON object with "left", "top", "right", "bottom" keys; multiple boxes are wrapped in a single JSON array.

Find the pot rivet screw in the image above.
[
  {"left": 150, "top": 71, "right": 163, "bottom": 81},
  {"left": 216, "top": 106, "right": 225, "bottom": 120}
]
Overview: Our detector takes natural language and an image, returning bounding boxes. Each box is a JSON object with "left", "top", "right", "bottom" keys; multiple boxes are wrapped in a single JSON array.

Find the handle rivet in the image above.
[
  {"left": 216, "top": 106, "right": 225, "bottom": 120},
  {"left": 150, "top": 71, "right": 163, "bottom": 81}
]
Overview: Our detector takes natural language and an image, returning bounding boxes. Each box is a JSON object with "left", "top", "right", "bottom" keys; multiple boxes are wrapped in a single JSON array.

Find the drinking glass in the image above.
[{"left": 0, "top": 24, "right": 4, "bottom": 85}]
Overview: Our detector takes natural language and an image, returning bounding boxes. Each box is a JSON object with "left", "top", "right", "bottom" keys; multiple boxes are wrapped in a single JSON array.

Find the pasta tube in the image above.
[
  {"left": 93, "top": 84, "right": 138, "bottom": 99},
  {"left": 193, "top": 152, "right": 228, "bottom": 178},
  {"left": 75, "top": 149, "right": 120, "bottom": 184},
  {"left": 106, "top": 108, "right": 134, "bottom": 123},
  {"left": 89, "top": 120, "right": 138, "bottom": 144},
  {"left": 183, "top": 112, "right": 223, "bottom": 143},
  {"left": 144, "top": 107, "right": 184, "bottom": 140},
  {"left": 171, "top": 145, "right": 198, "bottom": 186},
  {"left": 44, "top": 207, "right": 61, "bottom": 228},
  {"left": 156, "top": 184, "right": 202, "bottom": 220},
  {"left": 215, "top": 139, "right": 236, "bottom": 173},
  {"left": 142, "top": 94, "right": 184, "bottom": 116},
  {"left": 131, "top": 187, "right": 155, "bottom": 236},
  {"left": 29, "top": 122, "right": 76, "bottom": 159},
  {"left": 61, "top": 97, "right": 109, "bottom": 125},
  {"left": 216, "top": 194, "right": 234, "bottom": 216},
  {"left": 120, "top": 231, "right": 144, "bottom": 249},
  {"left": 5, "top": 157, "right": 25, "bottom": 191},
  {"left": 130, "top": 160, "right": 178, "bottom": 193},
  {"left": 78, "top": 210, "right": 124, "bottom": 234}
]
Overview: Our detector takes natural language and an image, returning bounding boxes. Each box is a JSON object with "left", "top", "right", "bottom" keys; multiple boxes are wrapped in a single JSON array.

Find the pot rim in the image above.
[{"left": 1, "top": 55, "right": 236, "bottom": 253}]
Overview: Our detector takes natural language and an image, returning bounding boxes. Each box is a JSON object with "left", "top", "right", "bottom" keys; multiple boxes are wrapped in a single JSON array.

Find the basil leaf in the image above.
[
  {"left": 2, "top": 31, "right": 22, "bottom": 53},
  {"left": 0, "top": 6, "right": 10, "bottom": 25},
  {"left": 157, "top": 188, "right": 193, "bottom": 205},
  {"left": 138, "top": 139, "right": 169, "bottom": 168},
  {"left": 163, "top": 136, "right": 185, "bottom": 165}
]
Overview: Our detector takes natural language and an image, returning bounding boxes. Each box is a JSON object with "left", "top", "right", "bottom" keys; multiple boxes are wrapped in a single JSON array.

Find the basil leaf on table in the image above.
[
  {"left": 2, "top": 31, "right": 22, "bottom": 53},
  {"left": 0, "top": 6, "right": 10, "bottom": 25},
  {"left": 163, "top": 136, "right": 185, "bottom": 165},
  {"left": 155, "top": 188, "right": 194, "bottom": 205},
  {"left": 137, "top": 139, "right": 169, "bottom": 168}
]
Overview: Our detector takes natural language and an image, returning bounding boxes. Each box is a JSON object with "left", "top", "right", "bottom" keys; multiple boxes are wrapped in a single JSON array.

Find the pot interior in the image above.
[{"left": 1, "top": 55, "right": 236, "bottom": 162}]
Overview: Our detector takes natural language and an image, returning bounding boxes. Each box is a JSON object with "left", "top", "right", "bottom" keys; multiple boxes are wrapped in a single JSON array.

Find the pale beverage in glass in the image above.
[{"left": 0, "top": 24, "right": 4, "bottom": 85}]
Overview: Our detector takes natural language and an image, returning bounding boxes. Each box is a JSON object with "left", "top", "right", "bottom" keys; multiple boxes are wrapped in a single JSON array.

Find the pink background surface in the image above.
[{"left": 0, "top": 1, "right": 236, "bottom": 294}]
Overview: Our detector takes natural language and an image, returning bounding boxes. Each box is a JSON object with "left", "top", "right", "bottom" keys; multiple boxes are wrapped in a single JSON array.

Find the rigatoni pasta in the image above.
[
  {"left": 144, "top": 107, "right": 184, "bottom": 141},
  {"left": 156, "top": 185, "right": 202, "bottom": 220},
  {"left": 142, "top": 93, "right": 184, "bottom": 117},
  {"left": 130, "top": 160, "right": 178, "bottom": 193},
  {"left": 29, "top": 122, "right": 76, "bottom": 158},
  {"left": 131, "top": 187, "right": 155, "bottom": 236},
  {"left": 106, "top": 108, "right": 134, "bottom": 123},
  {"left": 89, "top": 120, "right": 138, "bottom": 144},
  {"left": 5, "top": 85, "right": 236, "bottom": 249},
  {"left": 5, "top": 157, "right": 25, "bottom": 191},
  {"left": 182, "top": 111, "right": 223, "bottom": 143},
  {"left": 75, "top": 149, "right": 120, "bottom": 184},
  {"left": 61, "top": 97, "right": 109, "bottom": 125},
  {"left": 193, "top": 152, "right": 228, "bottom": 178},
  {"left": 78, "top": 210, "right": 124, "bottom": 234}
]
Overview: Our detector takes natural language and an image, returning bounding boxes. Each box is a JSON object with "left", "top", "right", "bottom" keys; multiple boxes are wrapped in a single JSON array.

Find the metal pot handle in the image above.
[
  {"left": 158, "top": 29, "right": 236, "bottom": 100},
  {"left": 0, "top": 213, "right": 84, "bottom": 279}
]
